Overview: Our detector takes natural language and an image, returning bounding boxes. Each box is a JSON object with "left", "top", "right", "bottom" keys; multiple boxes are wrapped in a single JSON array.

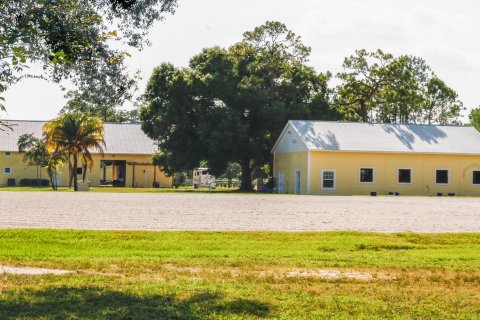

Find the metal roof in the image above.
[
  {"left": 0, "top": 120, "right": 158, "bottom": 154},
  {"left": 280, "top": 120, "right": 480, "bottom": 154}
]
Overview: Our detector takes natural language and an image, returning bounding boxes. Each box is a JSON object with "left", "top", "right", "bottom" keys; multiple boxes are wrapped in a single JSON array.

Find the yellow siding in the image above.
[
  {"left": 273, "top": 151, "right": 308, "bottom": 194},
  {"left": 0, "top": 152, "right": 50, "bottom": 185},
  {"left": 308, "top": 151, "right": 480, "bottom": 196},
  {"left": 0, "top": 152, "right": 172, "bottom": 188}
]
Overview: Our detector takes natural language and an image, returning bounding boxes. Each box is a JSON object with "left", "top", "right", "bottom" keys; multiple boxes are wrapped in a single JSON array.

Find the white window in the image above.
[
  {"left": 4, "top": 152, "right": 12, "bottom": 157},
  {"left": 435, "top": 169, "right": 449, "bottom": 185},
  {"left": 322, "top": 170, "right": 336, "bottom": 190},
  {"left": 359, "top": 168, "right": 374, "bottom": 183},
  {"left": 3, "top": 167, "right": 12, "bottom": 174},
  {"left": 398, "top": 169, "right": 412, "bottom": 184}
]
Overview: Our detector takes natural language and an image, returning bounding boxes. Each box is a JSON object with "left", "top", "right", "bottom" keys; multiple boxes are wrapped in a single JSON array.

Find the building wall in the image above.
[
  {"left": 273, "top": 151, "right": 308, "bottom": 194},
  {"left": 0, "top": 152, "right": 173, "bottom": 188},
  {"left": 0, "top": 152, "right": 50, "bottom": 186},
  {"left": 275, "top": 123, "right": 308, "bottom": 153},
  {"left": 306, "top": 151, "right": 480, "bottom": 196}
]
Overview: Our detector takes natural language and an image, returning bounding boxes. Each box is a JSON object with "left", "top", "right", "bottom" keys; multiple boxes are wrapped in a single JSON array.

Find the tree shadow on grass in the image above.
[{"left": 0, "top": 287, "right": 272, "bottom": 319}]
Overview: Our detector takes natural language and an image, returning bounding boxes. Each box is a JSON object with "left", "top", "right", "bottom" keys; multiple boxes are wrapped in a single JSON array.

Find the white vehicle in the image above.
[{"left": 193, "top": 168, "right": 216, "bottom": 189}]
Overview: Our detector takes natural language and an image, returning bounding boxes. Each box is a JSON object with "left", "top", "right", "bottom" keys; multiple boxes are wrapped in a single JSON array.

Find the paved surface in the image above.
[{"left": 0, "top": 192, "right": 479, "bottom": 232}]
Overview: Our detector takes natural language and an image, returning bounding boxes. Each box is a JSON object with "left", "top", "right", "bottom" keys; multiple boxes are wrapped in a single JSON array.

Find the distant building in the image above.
[
  {"left": 0, "top": 120, "right": 172, "bottom": 188},
  {"left": 272, "top": 120, "right": 480, "bottom": 196}
]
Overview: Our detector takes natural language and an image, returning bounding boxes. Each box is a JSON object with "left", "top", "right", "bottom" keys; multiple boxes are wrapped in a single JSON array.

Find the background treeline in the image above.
[{"left": 139, "top": 21, "right": 472, "bottom": 191}]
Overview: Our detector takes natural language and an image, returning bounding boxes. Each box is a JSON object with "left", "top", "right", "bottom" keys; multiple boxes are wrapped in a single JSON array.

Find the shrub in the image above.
[{"left": 19, "top": 179, "right": 50, "bottom": 187}]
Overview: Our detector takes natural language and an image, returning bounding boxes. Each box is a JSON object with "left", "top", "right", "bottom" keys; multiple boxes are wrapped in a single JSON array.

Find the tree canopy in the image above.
[
  {"left": 17, "top": 133, "right": 65, "bottom": 189},
  {"left": 43, "top": 112, "right": 105, "bottom": 191},
  {"left": 335, "top": 49, "right": 464, "bottom": 124},
  {"left": 0, "top": 0, "right": 177, "bottom": 126},
  {"left": 140, "top": 21, "right": 338, "bottom": 191},
  {"left": 469, "top": 107, "right": 480, "bottom": 132}
]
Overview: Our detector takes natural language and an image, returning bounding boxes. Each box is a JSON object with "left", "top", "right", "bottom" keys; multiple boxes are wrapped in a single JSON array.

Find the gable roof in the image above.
[
  {"left": 273, "top": 120, "right": 480, "bottom": 155},
  {"left": 0, "top": 120, "right": 158, "bottom": 154}
]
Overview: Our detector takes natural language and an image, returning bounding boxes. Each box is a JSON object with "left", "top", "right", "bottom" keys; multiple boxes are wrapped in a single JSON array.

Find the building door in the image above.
[
  {"left": 295, "top": 170, "right": 301, "bottom": 194},
  {"left": 278, "top": 171, "right": 285, "bottom": 193}
]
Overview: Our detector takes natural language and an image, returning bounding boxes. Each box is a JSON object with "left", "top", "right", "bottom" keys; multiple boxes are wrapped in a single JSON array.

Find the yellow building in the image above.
[
  {"left": 0, "top": 120, "right": 172, "bottom": 188},
  {"left": 273, "top": 120, "right": 480, "bottom": 196}
]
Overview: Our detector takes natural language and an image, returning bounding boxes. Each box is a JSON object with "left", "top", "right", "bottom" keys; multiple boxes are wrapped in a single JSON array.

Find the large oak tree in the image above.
[{"left": 140, "top": 22, "right": 338, "bottom": 191}]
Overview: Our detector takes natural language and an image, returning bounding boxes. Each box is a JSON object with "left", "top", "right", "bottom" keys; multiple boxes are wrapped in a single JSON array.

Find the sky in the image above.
[{"left": 3, "top": 0, "right": 480, "bottom": 121}]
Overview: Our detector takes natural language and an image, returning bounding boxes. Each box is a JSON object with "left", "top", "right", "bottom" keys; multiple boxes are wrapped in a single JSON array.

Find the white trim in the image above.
[
  {"left": 472, "top": 169, "right": 480, "bottom": 186},
  {"left": 271, "top": 121, "right": 308, "bottom": 154},
  {"left": 3, "top": 167, "right": 12, "bottom": 175},
  {"left": 4, "top": 151, "right": 12, "bottom": 157},
  {"left": 435, "top": 168, "right": 450, "bottom": 185},
  {"left": 321, "top": 169, "right": 336, "bottom": 190},
  {"left": 271, "top": 121, "right": 294, "bottom": 153},
  {"left": 397, "top": 168, "right": 413, "bottom": 184},
  {"left": 307, "top": 151, "right": 311, "bottom": 194},
  {"left": 359, "top": 167, "right": 375, "bottom": 184},
  {"left": 305, "top": 149, "right": 480, "bottom": 156}
]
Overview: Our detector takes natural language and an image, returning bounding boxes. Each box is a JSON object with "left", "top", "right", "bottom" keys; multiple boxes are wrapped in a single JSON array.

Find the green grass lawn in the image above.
[{"left": 1, "top": 230, "right": 479, "bottom": 319}]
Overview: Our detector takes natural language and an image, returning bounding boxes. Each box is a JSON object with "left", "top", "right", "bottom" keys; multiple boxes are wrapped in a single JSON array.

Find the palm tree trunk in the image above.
[
  {"left": 73, "top": 154, "right": 79, "bottom": 191},
  {"left": 68, "top": 157, "right": 73, "bottom": 189},
  {"left": 82, "top": 162, "right": 87, "bottom": 181}
]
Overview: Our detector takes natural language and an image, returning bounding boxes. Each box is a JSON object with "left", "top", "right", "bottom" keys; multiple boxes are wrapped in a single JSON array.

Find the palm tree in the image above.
[{"left": 43, "top": 112, "right": 105, "bottom": 191}]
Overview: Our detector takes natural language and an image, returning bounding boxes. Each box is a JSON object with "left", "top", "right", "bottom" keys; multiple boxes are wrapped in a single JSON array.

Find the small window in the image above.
[
  {"left": 473, "top": 171, "right": 480, "bottom": 185},
  {"left": 360, "top": 168, "right": 374, "bottom": 183},
  {"left": 436, "top": 169, "right": 449, "bottom": 184},
  {"left": 4, "top": 167, "right": 12, "bottom": 174},
  {"left": 76, "top": 167, "right": 83, "bottom": 175},
  {"left": 322, "top": 170, "right": 336, "bottom": 190},
  {"left": 4, "top": 152, "right": 12, "bottom": 157},
  {"left": 398, "top": 169, "right": 412, "bottom": 184}
]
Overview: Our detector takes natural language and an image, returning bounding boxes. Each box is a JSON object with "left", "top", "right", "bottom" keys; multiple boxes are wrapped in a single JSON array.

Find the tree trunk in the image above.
[
  {"left": 82, "top": 162, "right": 87, "bottom": 181},
  {"left": 360, "top": 100, "right": 368, "bottom": 122},
  {"left": 48, "top": 168, "right": 56, "bottom": 191},
  {"left": 239, "top": 161, "right": 253, "bottom": 192},
  {"left": 73, "top": 154, "right": 79, "bottom": 191},
  {"left": 68, "top": 157, "right": 73, "bottom": 189}
]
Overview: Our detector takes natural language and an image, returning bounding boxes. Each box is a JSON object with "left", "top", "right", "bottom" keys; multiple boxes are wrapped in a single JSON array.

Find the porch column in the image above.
[{"left": 132, "top": 164, "right": 136, "bottom": 188}]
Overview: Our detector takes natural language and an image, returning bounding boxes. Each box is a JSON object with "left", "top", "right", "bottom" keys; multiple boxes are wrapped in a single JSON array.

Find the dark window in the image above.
[
  {"left": 473, "top": 171, "right": 480, "bottom": 185},
  {"left": 4, "top": 152, "right": 12, "bottom": 157},
  {"left": 398, "top": 169, "right": 412, "bottom": 184},
  {"left": 76, "top": 167, "right": 83, "bottom": 175},
  {"left": 436, "top": 170, "right": 449, "bottom": 184},
  {"left": 4, "top": 167, "right": 11, "bottom": 174},
  {"left": 360, "top": 168, "right": 374, "bottom": 183}
]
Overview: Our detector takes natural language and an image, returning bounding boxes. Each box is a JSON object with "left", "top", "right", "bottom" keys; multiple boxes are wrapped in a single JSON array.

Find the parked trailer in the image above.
[{"left": 193, "top": 168, "right": 216, "bottom": 189}]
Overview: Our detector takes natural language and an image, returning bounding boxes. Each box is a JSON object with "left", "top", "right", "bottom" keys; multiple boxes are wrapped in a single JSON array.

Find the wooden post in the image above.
[
  {"left": 102, "top": 161, "right": 106, "bottom": 181},
  {"left": 153, "top": 165, "right": 157, "bottom": 187},
  {"left": 132, "top": 164, "right": 136, "bottom": 188}
]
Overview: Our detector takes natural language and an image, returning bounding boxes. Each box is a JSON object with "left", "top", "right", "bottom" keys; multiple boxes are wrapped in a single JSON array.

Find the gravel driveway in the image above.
[{"left": 0, "top": 192, "right": 479, "bottom": 232}]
